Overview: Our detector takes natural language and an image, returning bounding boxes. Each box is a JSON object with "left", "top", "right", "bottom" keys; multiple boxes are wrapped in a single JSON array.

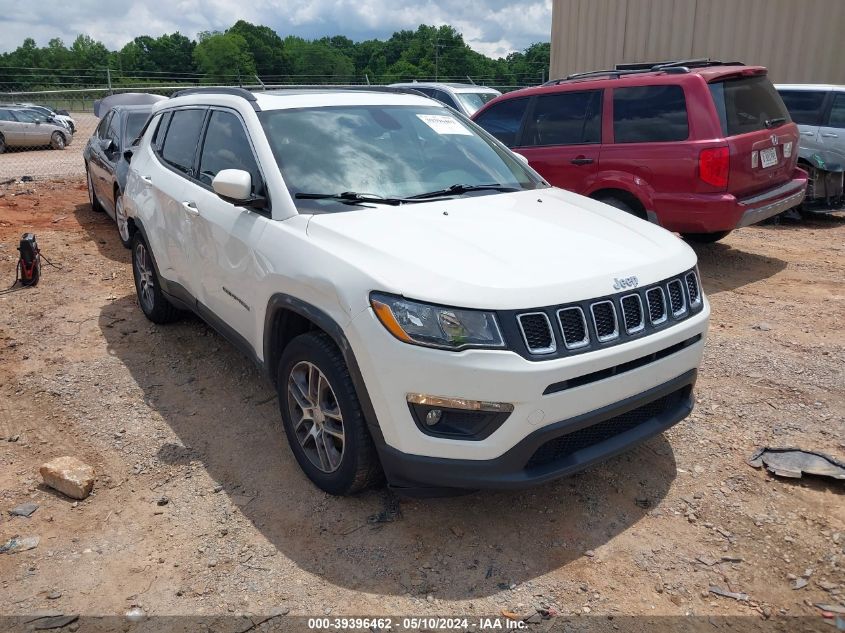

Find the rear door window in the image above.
[
  {"left": 0, "top": 109, "right": 14, "bottom": 122},
  {"left": 778, "top": 90, "right": 828, "bottom": 126},
  {"left": 473, "top": 98, "right": 530, "bottom": 146},
  {"left": 613, "top": 85, "right": 689, "bottom": 143},
  {"left": 198, "top": 110, "right": 264, "bottom": 196},
  {"left": 709, "top": 75, "right": 791, "bottom": 136},
  {"left": 523, "top": 90, "right": 602, "bottom": 146},
  {"left": 160, "top": 108, "right": 206, "bottom": 176},
  {"left": 828, "top": 93, "right": 845, "bottom": 128}
]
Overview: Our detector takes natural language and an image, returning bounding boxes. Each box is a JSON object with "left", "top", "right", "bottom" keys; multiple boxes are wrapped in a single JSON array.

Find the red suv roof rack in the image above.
[{"left": 543, "top": 58, "right": 747, "bottom": 86}]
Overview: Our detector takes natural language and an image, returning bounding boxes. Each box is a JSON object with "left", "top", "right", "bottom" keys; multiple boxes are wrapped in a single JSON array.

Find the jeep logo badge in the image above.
[
  {"left": 771, "top": 134, "right": 779, "bottom": 145},
  {"left": 613, "top": 276, "right": 639, "bottom": 291}
]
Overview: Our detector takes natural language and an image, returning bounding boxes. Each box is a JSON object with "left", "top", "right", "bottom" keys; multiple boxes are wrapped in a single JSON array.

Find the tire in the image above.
[
  {"left": 596, "top": 196, "right": 648, "bottom": 221},
  {"left": 0, "top": 134, "right": 6, "bottom": 154},
  {"left": 684, "top": 231, "right": 732, "bottom": 243},
  {"left": 50, "top": 132, "right": 66, "bottom": 150},
  {"left": 86, "top": 168, "right": 104, "bottom": 213},
  {"left": 277, "top": 332, "right": 382, "bottom": 496},
  {"left": 114, "top": 192, "right": 132, "bottom": 248},
  {"left": 131, "top": 234, "right": 180, "bottom": 324}
]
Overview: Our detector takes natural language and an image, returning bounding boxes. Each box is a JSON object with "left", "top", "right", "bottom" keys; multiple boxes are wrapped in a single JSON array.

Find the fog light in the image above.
[{"left": 425, "top": 409, "right": 443, "bottom": 426}]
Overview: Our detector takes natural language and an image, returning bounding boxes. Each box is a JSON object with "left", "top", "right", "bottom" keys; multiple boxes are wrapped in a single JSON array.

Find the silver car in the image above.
[
  {"left": 388, "top": 82, "right": 501, "bottom": 116},
  {"left": 0, "top": 107, "right": 73, "bottom": 153},
  {"left": 776, "top": 84, "right": 845, "bottom": 210}
]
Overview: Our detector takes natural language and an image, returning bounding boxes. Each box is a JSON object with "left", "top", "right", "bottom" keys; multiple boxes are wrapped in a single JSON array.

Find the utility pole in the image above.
[
  {"left": 434, "top": 38, "right": 446, "bottom": 81},
  {"left": 106, "top": 67, "right": 112, "bottom": 95}
]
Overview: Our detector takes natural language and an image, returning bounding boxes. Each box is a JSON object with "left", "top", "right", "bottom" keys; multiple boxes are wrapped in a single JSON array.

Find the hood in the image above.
[{"left": 306, "top": 188, "right": 697, "bottom": 310}]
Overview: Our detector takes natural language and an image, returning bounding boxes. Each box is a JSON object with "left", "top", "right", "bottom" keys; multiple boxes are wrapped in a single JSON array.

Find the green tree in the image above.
[
  {"left": 228, "top": 21, "right": 290, "bottom": 79},
  {"left": 193, "top": 32, "right": 256, "bottom": 83}
]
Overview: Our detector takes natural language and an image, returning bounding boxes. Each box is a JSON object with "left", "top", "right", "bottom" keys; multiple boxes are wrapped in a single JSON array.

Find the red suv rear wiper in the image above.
[{"left": 765, "top": 117, "right": 787, "bottom": 129}]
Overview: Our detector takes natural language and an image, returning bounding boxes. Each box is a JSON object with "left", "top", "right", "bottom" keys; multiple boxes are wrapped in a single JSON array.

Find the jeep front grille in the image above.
[
  {"left": 517, "top": 312, "right": 556, "bottom": 354},
  {"left": 646, "top": 287, "right": 668, "bottom": 325},
  {"left": 685, "top": 271, "right": 701, "bottom": 307},
  {"left": 620, "top": 294, "right": 645, "bottom": 333},
  {"left": 590, "top": 301, "right": 618, "bottom": 341},
  {"left": 509, "top": 268, "right": 703, "bottom": 360},
  {"left": 557, "top": 307, "right": 589, "bottom": 349},
  {"left": 667, "top": 279, "right": 686, "bottom": 317}
]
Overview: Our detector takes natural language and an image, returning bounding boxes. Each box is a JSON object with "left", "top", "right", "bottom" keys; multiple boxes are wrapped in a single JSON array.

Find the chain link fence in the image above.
[{"left": 0, "top": 73, "right": 539, "bottom": 182}]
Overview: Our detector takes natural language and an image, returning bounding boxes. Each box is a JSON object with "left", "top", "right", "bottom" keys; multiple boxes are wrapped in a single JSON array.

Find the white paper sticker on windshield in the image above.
[{"left": 416, "top": 114, "right": 472, "bottom": 135}]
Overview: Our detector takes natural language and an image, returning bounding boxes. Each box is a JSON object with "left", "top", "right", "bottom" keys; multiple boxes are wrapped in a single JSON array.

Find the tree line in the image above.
[{"left": 0, "top": 23, "right": 551, "bottom": 91}]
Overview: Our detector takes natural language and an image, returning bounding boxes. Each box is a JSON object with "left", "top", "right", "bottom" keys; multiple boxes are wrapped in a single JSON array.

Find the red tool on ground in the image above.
[{"left": 17, "top": 233, "right": 41, "bottom": 287}]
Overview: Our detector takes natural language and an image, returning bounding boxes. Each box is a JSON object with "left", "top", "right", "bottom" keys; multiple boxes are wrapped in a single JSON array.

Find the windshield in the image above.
[
  {"left": 124, "top": 111, "right": 149, "bottom": 145},
  {"left": 454, "top": 92, "right": 499, "bottom": 116},
  {"left": 259, "top": 104, "right": 542, "bottom": 211}
]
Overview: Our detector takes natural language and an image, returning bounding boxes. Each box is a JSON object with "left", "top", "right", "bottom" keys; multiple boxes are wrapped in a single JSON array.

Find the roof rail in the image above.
[
  {"left": 170, "top": 86, "right": 260, "bottom": 110},
  {"left": 263, "top": 84, "right": 427, "bottom": 96},
  {"left": 616, "top": 58, "right": 745, "bottom": 71}
]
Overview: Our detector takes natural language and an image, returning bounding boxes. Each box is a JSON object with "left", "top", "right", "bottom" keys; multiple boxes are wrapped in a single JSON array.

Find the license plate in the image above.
[{"left": 760, "top": 147, "right": 778, "bottom": 169}]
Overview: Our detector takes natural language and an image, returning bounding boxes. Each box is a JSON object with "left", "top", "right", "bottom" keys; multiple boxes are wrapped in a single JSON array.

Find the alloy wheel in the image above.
[
  {"left": 116, "top": 196, "right": 130, "bottom": 242},
  {"left": 134, "top": 241, "right": 155, "bottom": 312},
  {"left": 287, "top": 361, "right": 345, "bottom": 473}
]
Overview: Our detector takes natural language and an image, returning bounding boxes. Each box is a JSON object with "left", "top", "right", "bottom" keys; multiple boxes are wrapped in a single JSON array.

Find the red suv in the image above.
[{"left": 472, "top": 60, "right": 807, "bottom": 242}]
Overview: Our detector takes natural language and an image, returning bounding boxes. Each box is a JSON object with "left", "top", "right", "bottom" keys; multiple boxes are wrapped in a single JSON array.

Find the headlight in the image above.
[{"left": 370, "top": 292, "right": 504, "bottom": 350}]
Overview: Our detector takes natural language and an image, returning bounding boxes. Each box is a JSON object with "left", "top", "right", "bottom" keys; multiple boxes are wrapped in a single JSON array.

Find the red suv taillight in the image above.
[{"left": 699, "top": 147, "right": 729, "bottom": 188}]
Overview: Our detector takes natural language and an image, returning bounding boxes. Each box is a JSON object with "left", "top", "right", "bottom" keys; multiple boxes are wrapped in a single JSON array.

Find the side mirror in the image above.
[
  {"left": 35, "top": 120, "right": 41, "bottom": 125},
  {"left": 99, "top": 138, "right": 115, "bottom": 153},
  {"left": 211, "top": 169, "right": 267, "bottom": 211},
  {"left": 123, "top": 149, "right": 133, "bottom": 163},
  {"left": 513, "top": 151, "right": 530, "bottom": 165},
  {"left": 212, "top": 169, "right": 252, "bottom": 201}
]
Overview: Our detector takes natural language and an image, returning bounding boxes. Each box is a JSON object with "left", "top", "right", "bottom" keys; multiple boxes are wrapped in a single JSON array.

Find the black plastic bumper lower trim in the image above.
[{"left": 379, "top": 369, "right": 696, "bottom": 495}]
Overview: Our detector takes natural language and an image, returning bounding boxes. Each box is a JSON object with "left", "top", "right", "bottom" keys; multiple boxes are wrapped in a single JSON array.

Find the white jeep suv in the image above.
[{"left": 123, "top": 87, "right": 710, "bottom": 496}]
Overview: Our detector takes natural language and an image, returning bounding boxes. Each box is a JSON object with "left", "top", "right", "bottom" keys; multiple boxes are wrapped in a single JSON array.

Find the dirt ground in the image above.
[{"left": 0, "top": 179, "right": 843, "bottom": 630}]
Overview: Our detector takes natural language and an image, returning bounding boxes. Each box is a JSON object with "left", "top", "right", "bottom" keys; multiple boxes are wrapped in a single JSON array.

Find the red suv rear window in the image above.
[{"left": 708, "top": 75, "right": 791, "bottom": 136}]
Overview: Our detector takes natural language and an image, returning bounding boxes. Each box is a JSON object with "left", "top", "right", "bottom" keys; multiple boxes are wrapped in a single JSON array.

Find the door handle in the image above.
[
  {"left": 801, "top": 131, "right": 816, "bottom": 136},
  {"left": 821, "top": 132, "right": 838, "bottom": 138},
  {"left": 570, "top": 157, "right": 595, "bottom": 166},
  {"left": 181, "top": 201, "right": 200, "bottom": 216},
  {"left": 141, "top": 175, "right": 152, "bottom": 183}
]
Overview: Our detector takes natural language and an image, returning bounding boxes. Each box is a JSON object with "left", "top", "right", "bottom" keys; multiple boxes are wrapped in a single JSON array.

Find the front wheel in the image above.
[
  {"left": 131, "top": 234, "right": 180, "bottom": 324},
  {"left": 684, "top": 231, "right": 732, "bottom": 243},
  {"left": 50, "top": 132, "right": 66, "bottom": 150},
  {"left": 0, "top": 134, "right": 6, "bottom": 154},
  {"left": 277, "top": 332, "right": 382, "bottom": 496},
  {"left": 114, "top": 193, "right": 132, "bottom": 248},
  {"left": 86, "top": 168, "right": 104, "bottom": 213}
]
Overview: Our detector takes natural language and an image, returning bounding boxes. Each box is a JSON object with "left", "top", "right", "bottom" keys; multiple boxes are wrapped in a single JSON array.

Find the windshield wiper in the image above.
[
  {"left": 406, "top": 183, "right": 521, "bottom": 200},
  {"left": 765, "top": 117, "right": 787, "bottom": 129},
  {"left": 295, "top": 191, "right": 406, "bottom": 206}
]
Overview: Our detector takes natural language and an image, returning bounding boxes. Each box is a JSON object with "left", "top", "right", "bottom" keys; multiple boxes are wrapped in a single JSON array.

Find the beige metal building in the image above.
[{"left": 550, "top": 0, "right": 845, "bottom": 84}]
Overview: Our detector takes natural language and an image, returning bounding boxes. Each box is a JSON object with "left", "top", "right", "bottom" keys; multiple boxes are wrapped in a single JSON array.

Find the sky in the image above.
[{"left": 0, "top": 0, "right": 552, "bottom": 59}]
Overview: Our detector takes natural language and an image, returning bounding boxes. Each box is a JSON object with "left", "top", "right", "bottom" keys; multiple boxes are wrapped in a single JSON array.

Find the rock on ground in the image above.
[{"left": 39, "top": 456, "right": 95, "bottom": 500}]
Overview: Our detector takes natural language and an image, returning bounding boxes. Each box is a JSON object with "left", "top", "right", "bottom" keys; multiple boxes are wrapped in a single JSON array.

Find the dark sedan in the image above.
[{"left": 83, "top": 105, "right": 152, "bottom": 247}]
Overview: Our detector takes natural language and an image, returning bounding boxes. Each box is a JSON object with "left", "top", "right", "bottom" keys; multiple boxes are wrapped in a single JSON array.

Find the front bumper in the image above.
[
  {"left": 380, "top": 370, "right": 696, "bottom": 493},
  {"left": 348, "top": 297, "right": 709, "bottom": 490},
  {"left": 653, "top": 169, "right": 807, "bottom": 233}
]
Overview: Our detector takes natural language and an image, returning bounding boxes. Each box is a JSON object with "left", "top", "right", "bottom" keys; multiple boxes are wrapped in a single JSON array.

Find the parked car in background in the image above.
[
  {"left": 0, "top": 106, "right": 72, "bottom": 152},
  {"left": 122, "top": 86, "right": 709, "bottom": 497},
  {"left": 473, "top": 59, "right": 807, "bottom": 242},
  {"left": 14, "top": 103, "right": 76, "bottom": 133},
  {"left": 83, "top": 104, "right": 153, "bottom": 247},
  {"left": 776, "top": 84, "right": 845, "bottom": 211},
  {"left": 389, "top": 82, "right": 501, "bottom": 116}
]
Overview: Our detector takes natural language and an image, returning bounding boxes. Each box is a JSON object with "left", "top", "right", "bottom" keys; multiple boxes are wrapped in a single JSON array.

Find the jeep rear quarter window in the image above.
[
  {"left": 523, "top": 90, "right": 602, "bottom": 146},
  {"left": 160, "top": 108, "right": 206, "bottom": 175},
  {"left": 473, "top": 97, "right": 530, "bottom": 146},
  {"left": 778, "top": 90, "right": 828, "bottom": 126},
  {"left": 709, "top": 75, "right": 791, "bottom": 136},
  {"left": 613, "top": 85, "right": 689, "bottom": 143}
]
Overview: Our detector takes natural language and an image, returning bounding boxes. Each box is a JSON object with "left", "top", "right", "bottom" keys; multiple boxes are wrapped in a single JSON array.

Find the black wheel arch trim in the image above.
[{"left": 264, "top": 293, "right": 386, "bottom": 446}]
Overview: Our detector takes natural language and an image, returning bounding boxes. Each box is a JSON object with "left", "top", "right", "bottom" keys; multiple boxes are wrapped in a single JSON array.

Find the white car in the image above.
[
  {"left": 14, "top": 103, "right": 76, "bottom": 134},
  {"left": 389, "top": 82, "right": 501, "bottom": 116},
  {"left": 123, "top": 87, "right": 709, "bottom": 496}
]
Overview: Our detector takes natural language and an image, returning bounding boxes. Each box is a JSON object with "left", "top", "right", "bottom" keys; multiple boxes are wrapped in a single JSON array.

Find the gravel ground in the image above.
[
  {"left": 0, "top": 113, "right": 98, "bottom": 181},
  {"left": 0, "top": 179, "right": 843, "bottom": 631}
]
